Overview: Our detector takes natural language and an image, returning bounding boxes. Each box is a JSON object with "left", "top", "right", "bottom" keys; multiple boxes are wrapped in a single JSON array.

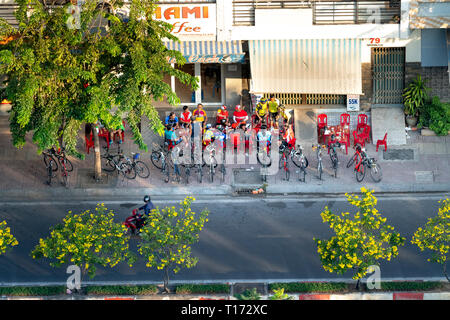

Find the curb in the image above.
[
  {"left": 0, "top": 182, "right": 449, "bottom": 201},
  {"left": 3, "top": 292, "right": 450, "bottom": 300}
]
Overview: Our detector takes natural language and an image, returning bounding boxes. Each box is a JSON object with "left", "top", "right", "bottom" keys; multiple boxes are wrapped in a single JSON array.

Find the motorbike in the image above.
[{"left": 123, "top": 209, "right": 146, "bottom": 235}]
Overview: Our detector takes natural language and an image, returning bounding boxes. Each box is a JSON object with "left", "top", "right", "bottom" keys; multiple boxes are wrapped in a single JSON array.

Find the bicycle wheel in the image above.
[
  {"left": 150, "top": 151, "right": 163, "bottom": 170},
  {"left": 197, "top": 165, "right": 202, "bottom": 183},
  {"left": 203, "top": 154, "right": 218, "bottom": 168},
  {"left": 369, "top": 163, "right": 382, "bottom": 183},
  {"left": 330, "top": 153, "right": 338, "bottom": 178},
  {"left": 292, "top": 151, "right": 308, "bottom": 168},
  {"left": 356, "top": 163, "right": 365, "bottom": 182},
  {"left": 347, "top": 154, "right": 356, "bottom": 168},
  {"left": 46, "top": 161, "right": 53, "bottom": 185},
  {"left": 61, "top": 171, "right": 68, "bottom": 188},
  {"left": 134, "top": 161, "right": 150, "bottom": 179},
  {"left": 63, "top": 157, "right": 73, "bottom": 172},
  {"left": 220, "top": 164, "right": 226, "bottom": 183},
  {"left": 318, "top": 162, "right": 322, "bottom": 180},
  {"left": 102, "top": 157, "right": 116, "bottom": 172},
  {"left": 185, "top": 166, "right": 190, "bottom": 184},
  {"left": 299, "top": 166, "right": 306, "bottom": 182},
  {"left": 44, "top": 154, "right": 58, "bottom": 172},
  {"left": 121, "top": 162, "right": 136, "bottom": 179},
  {"left": 285, "top": 165, "right": 290, "bottom": 181},
  {"left": 209, "top": 164, "right": 214, "bottom": 183}
]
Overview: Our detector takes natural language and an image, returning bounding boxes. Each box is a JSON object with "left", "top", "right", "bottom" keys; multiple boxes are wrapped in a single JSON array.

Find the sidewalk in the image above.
[{"left": 0, "top": 115, "right": 449, "bottom": 201}]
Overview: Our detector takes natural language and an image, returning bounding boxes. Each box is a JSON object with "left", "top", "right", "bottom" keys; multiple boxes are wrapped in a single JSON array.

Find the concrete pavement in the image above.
[{"left": 0, "top": 115, "right": 449, "bottom": 201}]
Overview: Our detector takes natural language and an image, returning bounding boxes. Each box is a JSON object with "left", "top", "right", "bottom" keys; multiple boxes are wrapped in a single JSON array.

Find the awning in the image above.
[
  {"left": 164, "top": 40, "right": 245, "bottom": 64},
  {"left": 249, "top": 39, "right": 362, "bottom": 95}
]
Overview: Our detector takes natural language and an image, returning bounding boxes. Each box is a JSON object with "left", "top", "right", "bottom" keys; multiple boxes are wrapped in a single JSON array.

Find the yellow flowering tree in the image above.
[
  {"left": 0, "top": 221, "right": 18, "bottom": 255},
  {"left": 137, "top": 196, "right": 209, "bottom": 293},
  {"left": 314, "top": 187, "right": 405, "bottom": 289},
  {"left": 31, "top": 204, "right": 136, "bottom": 282},
  {"left": 411, "top": 198, "right": 450, "bottom": 282}
]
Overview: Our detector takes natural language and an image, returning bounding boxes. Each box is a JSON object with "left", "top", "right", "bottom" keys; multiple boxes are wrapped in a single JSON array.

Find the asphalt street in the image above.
[{"left": 0, "top": 193, "right": 448, "bottom": 285}]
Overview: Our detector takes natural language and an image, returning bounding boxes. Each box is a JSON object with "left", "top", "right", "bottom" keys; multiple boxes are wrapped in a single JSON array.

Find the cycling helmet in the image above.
[
  {"left": 261, "top": 124, "right": 267, "bottom": 130},
  {"left": 143, "top": 195, "right": 150, "bottom": 203},
  {"left": 260, "top": 98, "right": 268, "bottom": 104},
  {"left": 235, "top": 104, "right": 241, "bottom": 110},
  {"left": 216, "top": 125, "right": 224, "bottom": 131},
  {"left": 206, "top": 123, "right": 212, "bottom": 129}
]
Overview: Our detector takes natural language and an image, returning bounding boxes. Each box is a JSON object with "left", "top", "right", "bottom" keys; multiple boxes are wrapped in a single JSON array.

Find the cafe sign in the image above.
[
  {"left": 347, "top": 95, "right": 360, "bottom": 112},
  {"left": 155, "top": 4, "right": 216, "bottom": 36}
]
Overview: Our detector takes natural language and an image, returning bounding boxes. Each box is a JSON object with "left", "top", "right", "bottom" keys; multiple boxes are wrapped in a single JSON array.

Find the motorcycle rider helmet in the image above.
[{"left": 143, "top": 195, "right": 150, "bottom": 203}]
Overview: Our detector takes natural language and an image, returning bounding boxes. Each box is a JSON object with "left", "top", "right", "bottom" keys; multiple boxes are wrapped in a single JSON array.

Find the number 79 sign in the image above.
[{"left": 368, "top": 38, "right": 383, "bottom": 47}]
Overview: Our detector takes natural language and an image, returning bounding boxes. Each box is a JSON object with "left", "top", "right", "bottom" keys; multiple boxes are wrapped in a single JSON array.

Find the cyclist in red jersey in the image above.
[{"left": 232, "top": 105, "right": 248, "bottom": 129}]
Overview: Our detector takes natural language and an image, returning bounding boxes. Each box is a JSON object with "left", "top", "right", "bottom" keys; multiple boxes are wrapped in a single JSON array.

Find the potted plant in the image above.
[{"left": 402, "top": 75, "right": 430, "bottom": 127}]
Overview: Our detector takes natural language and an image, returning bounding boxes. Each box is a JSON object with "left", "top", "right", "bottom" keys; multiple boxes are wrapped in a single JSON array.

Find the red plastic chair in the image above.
[
  {"left": 353, "top": 130, "right": 365, "bottom": 147},
  {"left": 359, "top": 124, "right": 371, "bottom": 144},
  {"left": 356, "top": 114, "right": 368, "bottom": 132},
  {"left": 85, "top": 133, "right": 94, "bottom": 154},
  {"left": 340, "top": 113, "right": 350, "bottom": 127},
  {"left": 317, "top": 114, "right": 327, "bottom": 143},
  {"left": 376, "top": 133, "right": 388, "bottom": 152},
  {"left": 98, "top": 128, "right": 110, "bottom": 146}
]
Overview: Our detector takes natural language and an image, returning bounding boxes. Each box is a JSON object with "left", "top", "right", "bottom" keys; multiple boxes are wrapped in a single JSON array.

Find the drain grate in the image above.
[{"left": 383, "top": 149, "right": 414, "bottom": 160}]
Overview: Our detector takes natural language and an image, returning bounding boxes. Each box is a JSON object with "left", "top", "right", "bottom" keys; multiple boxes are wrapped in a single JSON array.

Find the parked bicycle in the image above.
[
  {"left": 43, "top": 147, "right": 73, "bottom": 187},
  {"left": 312, "top": 144, "right": 327, "bottom": 180},
  {"left": 203, "top": 143, "right": 217, "bottom": 183},
  {"left": 347, "top": 146, "right": 382, "bottom": 183},
  {"left": 279, "top": 144, "right": 291, "bottom": 181},
  {"left": 327, "top": 138, "right": 341, "bottom": 178},
  {"left": 127, "top": 153, "right": 150, "bottom": 179},
  {"left": 150, "top": 142, "right": 171, "bottom": 182},
  {"left": 42, "top": 149, "right": 57, "bottom": 185},
  {"left": 296, "top": 145, "right": 308, "bottom": 182},
  {"left": 102, "top": 146, "right": 136, "bottom": 179}
]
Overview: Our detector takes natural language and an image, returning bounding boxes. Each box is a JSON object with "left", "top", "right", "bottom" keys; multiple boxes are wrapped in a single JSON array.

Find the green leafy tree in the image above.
[
  {"left": 0, "top": 221, "right": 18, "bottom": 255},
  {"left": 314, "top": 187, "right": 405, "bottom": 289},
  {"left": 411, "top": 198, "right": 450, "bottom": 282},
  {"left": 269, "top": 288, "right": 293, "bottom": 300},
  {"left": 235, "top": 288, "right": 261, "bottom": 300},
  {"left": 137, "top": 196, "right": 209, "bottom": 293},
  {"left": 31, "top": 203, "right": 136, "bottom": 282},
  {"left": 0, "top": 0, "right": 197, "bottom": 178}
]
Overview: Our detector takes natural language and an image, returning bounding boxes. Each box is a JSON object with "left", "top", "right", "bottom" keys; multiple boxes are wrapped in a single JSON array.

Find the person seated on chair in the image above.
[
  {"left": 216, "top": 105, "right": 230, "bottom": 127},
  {"left": 165, "top": 112, "right": 179, "bottom": 129},
  {"left": 109, "top": 121, "right": 125, "bottom": 146},
  {"left": 165, "top": 124, "right": 183, "bottom": 150},
  {"left": 255, "top": 98, "right": 269, "bottom": 125},
  {"left": 193, "top": 103, "right": 207, "bottom": 130},
  {"left": 232, "top": 105, "right": 248, "bottom": 129}
]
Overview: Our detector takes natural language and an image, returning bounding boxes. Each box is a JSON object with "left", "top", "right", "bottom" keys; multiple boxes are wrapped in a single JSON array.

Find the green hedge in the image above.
[
  {"left": 269, "top": 282, "right": 348, "bottom": 293},
  {"left": 175, "top": 284, "right": 230, "bottom": 295},
  {"left": 380, "top": 282, "right": 443, "bottom": 292},
  {"left": 85, "top": 285, "right": 158, "bottom": 295},
  {"left": 0, "top": 286, "right": 65, "bottom": 296}
]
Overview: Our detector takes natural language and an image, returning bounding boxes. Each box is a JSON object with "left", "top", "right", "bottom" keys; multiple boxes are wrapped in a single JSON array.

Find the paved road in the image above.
[{"left": 0, "top": 193, "right": 448, "bottom": 285}]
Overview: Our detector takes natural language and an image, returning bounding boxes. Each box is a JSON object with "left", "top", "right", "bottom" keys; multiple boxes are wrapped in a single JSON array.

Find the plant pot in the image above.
[{"left": 405, "top": 115, "right": 418, "bottom": 127}]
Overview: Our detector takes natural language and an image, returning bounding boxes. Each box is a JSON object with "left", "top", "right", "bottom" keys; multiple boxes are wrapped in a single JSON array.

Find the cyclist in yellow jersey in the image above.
[
  {"left": 255, "top": 98, "right": 269, "bottom": 125},
  {"left": 267, "top": 95, "right": 280, "bottom": 129}
]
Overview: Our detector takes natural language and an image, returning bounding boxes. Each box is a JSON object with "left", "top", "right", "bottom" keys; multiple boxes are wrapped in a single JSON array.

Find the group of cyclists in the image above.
[{"left": 163, "top": 95, "right": 296, "bottom": 155}]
